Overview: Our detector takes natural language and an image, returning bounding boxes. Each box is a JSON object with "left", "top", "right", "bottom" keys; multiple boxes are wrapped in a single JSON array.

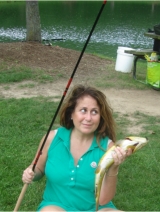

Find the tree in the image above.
[{"left": 26, "top": 0, "right": 41, "bottom": 42}]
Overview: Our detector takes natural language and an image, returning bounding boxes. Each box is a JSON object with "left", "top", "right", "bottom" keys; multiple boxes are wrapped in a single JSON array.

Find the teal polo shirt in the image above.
[{"left": 37, "top": 127, "right": 116, "bottom": 211}]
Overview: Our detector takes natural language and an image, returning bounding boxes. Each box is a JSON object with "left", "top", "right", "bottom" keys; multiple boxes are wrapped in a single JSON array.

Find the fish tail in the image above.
[
  {"left": 95, "top": 169, "right": 106, "bottom": 211},
  {"left": 95, "top": 186, "right": 99, "bottom": 211}
]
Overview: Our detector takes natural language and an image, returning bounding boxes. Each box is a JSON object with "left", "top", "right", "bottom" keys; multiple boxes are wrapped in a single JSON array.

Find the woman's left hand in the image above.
[{"left": 112, "top": 146, "right": 132, "bottom": 166}]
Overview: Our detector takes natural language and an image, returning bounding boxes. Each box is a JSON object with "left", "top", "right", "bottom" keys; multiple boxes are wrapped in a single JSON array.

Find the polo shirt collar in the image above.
[
  {"left": 58, "top": 127, "right": 99, "bottom": 151},
  {"left": 58, "top": 127, "right": 71, "bottom": 150}
]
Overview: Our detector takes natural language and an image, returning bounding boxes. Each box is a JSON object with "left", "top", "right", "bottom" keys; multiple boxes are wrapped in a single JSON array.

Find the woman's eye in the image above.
[
  {"left": 92, "top": 110, "right": 98, "bottom": 115},
  {"left": 80, "top": 109, "right": 98, "bottom": 114}
]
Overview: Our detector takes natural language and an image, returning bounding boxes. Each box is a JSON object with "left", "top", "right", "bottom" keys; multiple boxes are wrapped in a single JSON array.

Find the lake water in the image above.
[{"left": 0, "top": 1, "right": 160, "bottom": 58}]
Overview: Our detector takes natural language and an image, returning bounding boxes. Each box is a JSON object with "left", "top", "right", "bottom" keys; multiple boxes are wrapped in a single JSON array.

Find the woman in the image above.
[{"left": 22, "top": 85, "right": 132, "bottom": 211}]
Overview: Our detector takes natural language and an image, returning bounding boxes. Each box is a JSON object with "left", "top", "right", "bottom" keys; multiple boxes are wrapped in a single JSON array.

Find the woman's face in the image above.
[{"left": 71, "top": 95, "right": 101, "bottom": 135}]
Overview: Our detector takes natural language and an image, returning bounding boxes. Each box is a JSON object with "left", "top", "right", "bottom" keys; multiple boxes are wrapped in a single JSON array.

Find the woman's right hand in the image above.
[{"left": 22, "top": 167, "right": 35, "bottom": 184}]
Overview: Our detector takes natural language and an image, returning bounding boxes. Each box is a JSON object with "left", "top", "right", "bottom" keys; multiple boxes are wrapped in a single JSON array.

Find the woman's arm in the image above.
[
  {"left": 22, "top": 130, "right": 56, "bottom": 183},
  {"left": 99, "top": 141, "right": 132, "bottom": 205}
]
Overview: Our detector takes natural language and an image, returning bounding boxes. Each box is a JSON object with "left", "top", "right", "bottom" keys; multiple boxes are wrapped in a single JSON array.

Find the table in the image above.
[
  {"left": 144, "top": 32, "right": 160, "bottom": 40},
  {"left": 144, "top": 32, "right": 160, "bottom": 53},
  {"left": 124, "top": 33, "right": 160, "bottom": 87}
]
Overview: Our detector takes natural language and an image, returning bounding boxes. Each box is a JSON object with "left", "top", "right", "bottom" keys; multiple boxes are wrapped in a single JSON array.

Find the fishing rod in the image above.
[{"left": 13, "top": 1, "right": 107, "bottom": 211}]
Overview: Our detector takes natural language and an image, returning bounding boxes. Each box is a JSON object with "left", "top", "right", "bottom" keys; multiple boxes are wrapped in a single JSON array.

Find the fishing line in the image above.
[{"left": 14, "top": 1, "right": 107, "bottom": 211}]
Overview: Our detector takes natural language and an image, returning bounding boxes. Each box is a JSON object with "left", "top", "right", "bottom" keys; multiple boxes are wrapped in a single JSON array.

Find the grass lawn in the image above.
[
  {"left": 0, "top": 98, "right": 159, "bottom": 211},
  {"left": 0, "top": 53, "right": 159, "bottom": 211}
]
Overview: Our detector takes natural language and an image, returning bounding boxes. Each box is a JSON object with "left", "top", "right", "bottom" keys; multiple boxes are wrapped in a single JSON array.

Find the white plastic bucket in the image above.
[{"left": 115, "top": 47, "right": 135, "bottom": 73}]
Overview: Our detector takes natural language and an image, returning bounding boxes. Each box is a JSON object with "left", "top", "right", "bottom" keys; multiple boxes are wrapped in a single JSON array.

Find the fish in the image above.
[{"left": 95, "top": 136, "right": 148, "bottom": 211}]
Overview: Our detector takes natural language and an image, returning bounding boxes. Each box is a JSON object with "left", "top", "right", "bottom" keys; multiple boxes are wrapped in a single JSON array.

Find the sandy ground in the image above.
[{"left": 0, "top": 80, "right": 159, "bottom": 117}]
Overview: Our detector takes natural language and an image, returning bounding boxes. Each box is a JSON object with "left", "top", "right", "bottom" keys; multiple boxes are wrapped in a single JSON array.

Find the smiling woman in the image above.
[
  {"left": 71, "top": 95, "right": 101, "bottom": 135},
  {"left": 59, "top": 85, "right": 116, "bottom": 143},
  {"left": 21, "top": 84, "right": 132, "bottom": 212}
]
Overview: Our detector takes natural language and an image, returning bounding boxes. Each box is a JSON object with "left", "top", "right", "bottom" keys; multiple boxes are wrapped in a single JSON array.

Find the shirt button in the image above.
[
  {"left": 77, "top": 165, "right": 79, "bottom": 168},
  {"left": 71, "top": 177, "right": 74, "bottom": 180},
  {"left": 80, "top": 158, "right": 83, "bottom": 160},
  {"left": 72, "top": 170, "right": 74, "bottom": 172}
]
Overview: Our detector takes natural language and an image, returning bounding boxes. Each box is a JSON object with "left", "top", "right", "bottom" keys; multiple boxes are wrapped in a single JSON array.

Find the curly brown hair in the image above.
[{"left": 59, "top": 85, "right": 116, "bottom": 143}]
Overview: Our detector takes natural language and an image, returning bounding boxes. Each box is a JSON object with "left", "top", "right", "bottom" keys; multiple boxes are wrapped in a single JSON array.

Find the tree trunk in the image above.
[{"left": 26, "top": 0, "right": 41, "bottom": 42}]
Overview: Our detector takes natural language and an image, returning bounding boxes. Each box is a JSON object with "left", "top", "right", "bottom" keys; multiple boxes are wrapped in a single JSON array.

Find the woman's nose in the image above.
[{"left": 85, "top": 112, "right": 92, "bottom": 120}]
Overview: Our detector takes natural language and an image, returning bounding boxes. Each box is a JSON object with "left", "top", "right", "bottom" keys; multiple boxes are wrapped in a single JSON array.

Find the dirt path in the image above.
[
  {"left": 104, "top": 88, "right": 160, "bottom": 116},
  {"left": 1, "top": 81, "right": 159, "bottom": 116}
]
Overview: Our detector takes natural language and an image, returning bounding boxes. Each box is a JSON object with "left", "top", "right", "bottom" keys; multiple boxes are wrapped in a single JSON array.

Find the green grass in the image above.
[
  {"left": 0, "top": 97, "right": 159, "bottom": 211},
  {"left": 0, "top": 97, "right": 59, "bottom": 211},
  {"left": 0, "top": 64, "right": 65, "bottom": 84},
  {"left": 114, "top": 113, "right": 160, "bottom": 211}
]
